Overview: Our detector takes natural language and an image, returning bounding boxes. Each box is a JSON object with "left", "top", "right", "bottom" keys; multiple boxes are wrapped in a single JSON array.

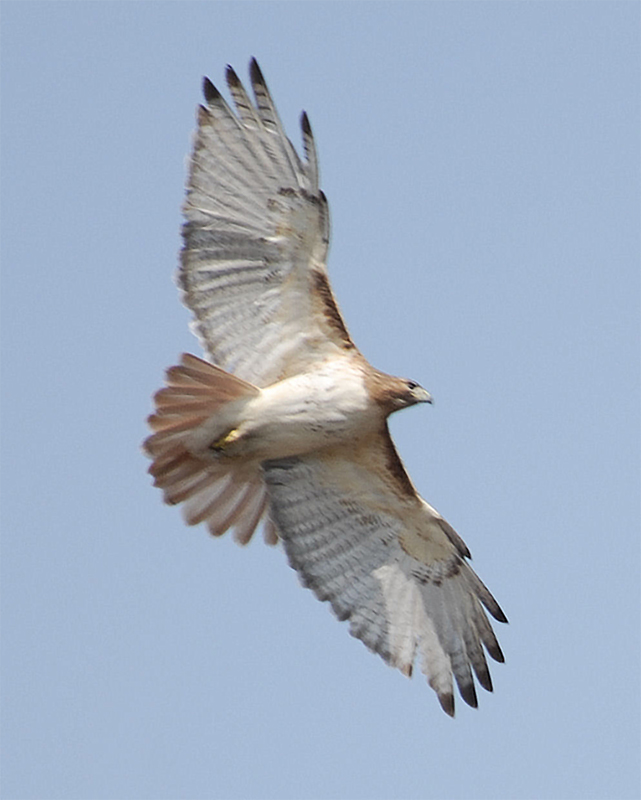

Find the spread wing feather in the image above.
[
  {"left": 263, "top": 437, "right": 506, "bottom": 716},
  {"left": 180, "top": 59, "right": 352, "bottom": 386}
]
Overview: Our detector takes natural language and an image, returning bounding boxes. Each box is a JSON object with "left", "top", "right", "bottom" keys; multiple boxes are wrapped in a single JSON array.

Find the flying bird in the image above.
[{"left": 145, "top": 59, "right": 507, "bottom": 716}]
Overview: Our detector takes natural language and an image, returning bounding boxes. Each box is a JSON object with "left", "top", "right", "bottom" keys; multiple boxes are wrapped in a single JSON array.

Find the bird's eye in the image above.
[{"left": 407, "top": 380, "right": 419, "bottom": 390}]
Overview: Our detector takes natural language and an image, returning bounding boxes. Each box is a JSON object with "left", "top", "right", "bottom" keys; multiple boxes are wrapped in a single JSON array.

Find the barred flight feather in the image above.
[{"left": 263, "top": 450, "right": 505, "bottom": 716}]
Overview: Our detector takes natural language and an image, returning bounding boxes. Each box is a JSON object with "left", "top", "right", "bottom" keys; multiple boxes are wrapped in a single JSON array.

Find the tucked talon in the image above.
[{"left": 211, "top": 428, "right": 240, "bottom": 452}]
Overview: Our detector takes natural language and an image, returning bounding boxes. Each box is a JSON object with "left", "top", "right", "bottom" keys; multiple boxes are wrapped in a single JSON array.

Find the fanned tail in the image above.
[{"left": 144, "top": 354, "right": 275, "bottom": 545}]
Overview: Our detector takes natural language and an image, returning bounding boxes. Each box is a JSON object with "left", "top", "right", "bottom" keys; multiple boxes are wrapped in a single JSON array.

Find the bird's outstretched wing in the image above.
[
  {"left": 263, "top": 431, "right": 507, "bottom": 716},
  {"left": 180, "top": 59, "right": 354, "bottom": 386}
]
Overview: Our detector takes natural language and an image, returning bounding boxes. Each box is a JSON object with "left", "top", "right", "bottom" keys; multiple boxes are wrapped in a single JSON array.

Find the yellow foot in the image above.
[{"left": 210, "top": 428, "right": 241, "bottom": 452}]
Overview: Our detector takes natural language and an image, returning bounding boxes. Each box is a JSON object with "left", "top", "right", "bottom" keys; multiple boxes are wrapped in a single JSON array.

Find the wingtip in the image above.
[
  {"left": 474, "top": 664, "right": 494, "bottom": 693},
  {"left": 483, "top": 633, "right": 505, "bottom": 663},
  {"left": 459, "top": 681, "right": 479, "bottom": 709},
  {"left": 202, "top": 76, "right": 220, "bottom": 104},
  {"left": 225, "top": 64, "right": 241, "bottom": 88},
  {"left": 249, "top": 57, "right": 265, "bottom": 87},
  {"left": 439, "top": 692, "right": 455, "bottom": 717},
  {"left": 301, "top": 110, "right": 312, "bottom": 136}
]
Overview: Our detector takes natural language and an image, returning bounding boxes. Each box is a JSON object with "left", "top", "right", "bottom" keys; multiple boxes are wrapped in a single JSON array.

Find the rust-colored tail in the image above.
[{"left": 144, "top": 354, "right": 277, "bottom": 545}]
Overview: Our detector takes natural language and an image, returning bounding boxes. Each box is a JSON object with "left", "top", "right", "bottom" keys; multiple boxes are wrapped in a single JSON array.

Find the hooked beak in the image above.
[{"left": 411, "top": 386, "right": 433, "bottom": 405}]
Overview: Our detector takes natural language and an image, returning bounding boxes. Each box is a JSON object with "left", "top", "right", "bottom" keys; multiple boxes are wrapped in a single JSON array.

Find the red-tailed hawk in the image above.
[{"left": 145, "top": 59, "right": 506, "bottom": 716}]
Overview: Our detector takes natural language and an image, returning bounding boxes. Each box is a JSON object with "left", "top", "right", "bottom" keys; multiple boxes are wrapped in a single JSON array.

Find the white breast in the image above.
[{"left": 234, "top": 358, "right": 375, "bottom": 460}]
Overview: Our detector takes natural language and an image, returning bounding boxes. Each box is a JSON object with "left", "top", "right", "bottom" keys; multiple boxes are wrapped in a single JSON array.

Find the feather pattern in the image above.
[
  {"left": 180, "top": 58, "right": 343, "bottom": 386},
  {"left": 263, "top": 440, "right": 506, "bottom": 717}
]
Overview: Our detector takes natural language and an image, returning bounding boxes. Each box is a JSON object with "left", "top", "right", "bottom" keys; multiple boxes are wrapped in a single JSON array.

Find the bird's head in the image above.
[
  {"left": 397, "top": 378, "right": 433, "bottom": 409},
  {"left": 371, "top": 371, "right": 433, "bottom": 414}
]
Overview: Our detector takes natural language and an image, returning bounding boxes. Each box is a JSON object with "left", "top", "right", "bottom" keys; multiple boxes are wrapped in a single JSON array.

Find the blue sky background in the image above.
[{"left": 1, "top": 3, "right": 639, "bottom": 799}]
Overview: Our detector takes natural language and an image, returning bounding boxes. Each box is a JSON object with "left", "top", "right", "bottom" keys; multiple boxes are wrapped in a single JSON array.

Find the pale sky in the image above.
[{"left": 2, "top": 3, "right": 639, "bottom": 799}]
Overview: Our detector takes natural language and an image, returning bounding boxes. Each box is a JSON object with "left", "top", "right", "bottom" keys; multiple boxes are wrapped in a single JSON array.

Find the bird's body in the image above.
[
  {"left": 145, "top": 59, "right": 507, "bottom": 716},
  {"left": 204, "top": 358, "right": 376, "bottom": 459}
]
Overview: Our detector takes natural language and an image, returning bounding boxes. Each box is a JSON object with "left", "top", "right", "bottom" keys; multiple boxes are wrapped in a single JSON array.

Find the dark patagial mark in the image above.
[
  {"left": 380, "top": 428, "right": 416, "bottom": 499},
  {"left": 311, "top": 269, "right": 355, "bottom": 349}
]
